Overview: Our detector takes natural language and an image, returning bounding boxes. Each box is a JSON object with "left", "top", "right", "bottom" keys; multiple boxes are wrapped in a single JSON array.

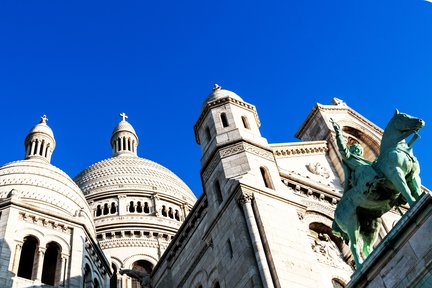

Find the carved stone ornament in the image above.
[
  {"left": 237, "top": 193, "right": 254, "bottom": 205},
  {"left": 306, "top": 162, "right": 330, "bottom": 179}
]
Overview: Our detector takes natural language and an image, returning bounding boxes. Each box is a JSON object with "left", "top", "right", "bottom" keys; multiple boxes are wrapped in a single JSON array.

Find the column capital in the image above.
[{"left": 237, "top": 192, "right": 254, "bottom": 205}]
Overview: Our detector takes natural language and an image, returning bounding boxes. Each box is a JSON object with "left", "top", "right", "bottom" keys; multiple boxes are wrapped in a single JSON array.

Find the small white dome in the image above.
[{"left": 203, "top": 84, "right": 243, "bottom": 107}]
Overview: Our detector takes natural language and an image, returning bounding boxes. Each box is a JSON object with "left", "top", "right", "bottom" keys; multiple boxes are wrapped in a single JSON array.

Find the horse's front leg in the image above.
[
  {"left": 384, "top": 166, "right": 416, "bottom": 206},
  {"left": 407, "top": 161, "right": 422, "bottom": 200},
  {"left": 347, "top": 220, "right": 363, "bottom": 269}
]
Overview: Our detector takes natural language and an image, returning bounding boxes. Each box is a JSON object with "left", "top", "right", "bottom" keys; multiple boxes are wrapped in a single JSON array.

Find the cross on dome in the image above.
[
  {"left": 212, "top": 84, "right": 222, "bottom": 91},
  {"left": 120, "top": 112, "right": 128, "bottom": 122},
  {"left": 40, "top": 115, "right": 48, "bottom": 124}
]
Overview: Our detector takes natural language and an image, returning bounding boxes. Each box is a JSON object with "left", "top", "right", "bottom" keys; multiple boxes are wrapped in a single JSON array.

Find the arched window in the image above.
[
  {"left": 83, "top": 264, "right": 92, "bottom": 288},
  {"left": 221, "top": 112, "right": 229, "bottom": 128},
  {"left": 214, "top": 282, "right": 221, "bottom": 288},
  {"left": 168, "top": 207, "right": 174, "bottom": 219},
  {"left": 161, "top": 205, "right": 167, "bottom": 217},
  {"left": 242, "top": 116, "right": 250, "bottom": 129},
  {"left": 17, "top": 236, "right": 38, "bottom": 280},
  {"left": 214, "top": 180, "right": 223, "bottom": 204},
  {"left": 144, "top": 202, "right": 150, "bottom": 213},
  {"left": 131, "top": 260, "right": 153, "bottom": 288},
  {"left": 175, "top": 209, "right": 180, "bottom": 221},
  {"left": 110, "top": 202, "right": 117, "bottom": 214},
  {"left": 96, "top": 205, "right": 102, "bottom": 217},
  {"left": 41, "top": 242, "right": 61, "bottom": 285},
  {"left": 260, "top": 166, "right": 274, "bottom": 189},
  {"left": 136, "top": 202, "right": 143, "bottom": 213},
  {"left": 129, "top": 201, "right": 135, "bottom": 213},
  {"left": 103, "top": 203, "right": 109, "bottom": 215},
  {"left": 227, "top": 238, "right": 233, "bottom": 259},
  {"left": 110, "top": 263, "right": 118, "bottom": 288},
  {"left": 94, "top": 278, "right": 100, "bottom": 288}
]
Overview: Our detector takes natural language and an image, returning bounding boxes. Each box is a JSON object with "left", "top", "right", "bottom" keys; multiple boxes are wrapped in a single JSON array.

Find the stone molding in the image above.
[
  {"left": 237, "top": 192, "right": 254, "bottom": 205},
  {"left": 202, "top": 142, "right": 274, "bottom": 183},
  {"left": 19, "top": 212, "right": 73, "bottom": 234},
  {"left": 271, "top": 141, "right": 328, "bottom": 156}
]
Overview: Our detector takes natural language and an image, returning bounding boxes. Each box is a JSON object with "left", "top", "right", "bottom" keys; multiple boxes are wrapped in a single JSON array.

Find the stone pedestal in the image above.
[{"left": 347, "top": 192, "right": 432, "bottom": 288}]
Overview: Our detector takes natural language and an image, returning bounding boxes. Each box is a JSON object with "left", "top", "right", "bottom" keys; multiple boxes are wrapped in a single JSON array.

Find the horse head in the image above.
[
  {"left": 391, "top": 109, "right": 425, "bottom": 133},
  {"left": 381, "top": 109, "right": 425, "bottom": 150}
]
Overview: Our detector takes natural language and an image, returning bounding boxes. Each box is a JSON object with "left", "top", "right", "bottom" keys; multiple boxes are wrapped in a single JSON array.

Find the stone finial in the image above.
[
  {"left": 120, "top": 112, "right": 128, "bottom": 122},
  {"left": 40, "top": 115, "right": 48, "bottom": 124},
  {"left": 332, "top": 98, "right": 347, "bottom": 106},
  {"left": 212, "top": 84, "right": 222, "bottom": 92}
]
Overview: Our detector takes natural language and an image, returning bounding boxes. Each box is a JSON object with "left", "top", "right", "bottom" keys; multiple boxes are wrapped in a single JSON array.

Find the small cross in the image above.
[
  {"left": 120, "top": 112, "right": 128, "bottom": 122},
  {"left": 40, "top": 115, "right": 48, "bottom": 124},
  {"left": 213, "top": 84, "right": 222, "bottom": 91}
]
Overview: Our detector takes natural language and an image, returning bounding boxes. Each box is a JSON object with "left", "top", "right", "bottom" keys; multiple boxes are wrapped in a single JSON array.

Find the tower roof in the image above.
[
  {"left": 203, "top": 84, "right": 243, "bottom": 107},
  {"left": 24, "top": 115, "right": 56, "bottom": 162},
  {"left": 110, "top": 113, "right": 139, "bottom": 157}
]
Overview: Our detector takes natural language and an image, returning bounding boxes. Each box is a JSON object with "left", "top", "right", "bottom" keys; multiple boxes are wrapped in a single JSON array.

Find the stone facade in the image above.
[{"left": 0, "top": 87, "right": 426, "bottom": 288}]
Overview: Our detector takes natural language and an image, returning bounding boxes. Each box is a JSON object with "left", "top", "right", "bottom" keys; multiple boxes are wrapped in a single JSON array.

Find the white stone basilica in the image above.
[{"left": 0, "top": 86, "right": 411, "bottom": 288}]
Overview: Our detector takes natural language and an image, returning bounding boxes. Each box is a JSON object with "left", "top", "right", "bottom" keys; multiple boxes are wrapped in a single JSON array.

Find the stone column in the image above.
[
  {"left": 60, "top": 254, "right": 69, "bottom": 288},
  {"left": 11, "top": 243, "right": 22, "bottom": 274},
  {"left": 152, "top": 193, "right": 160, "bottom": 216},
  {"left": 35, "top": 248, "right": 46, "bottom": 281},
  {"left": 238, "top": 192, "right": 274, "bottom": 288}
]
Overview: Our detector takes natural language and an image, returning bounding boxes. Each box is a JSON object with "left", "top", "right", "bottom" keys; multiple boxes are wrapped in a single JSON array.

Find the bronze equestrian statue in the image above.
[{"left": 331, "top": 110, "right": 425, "bottom": 269}]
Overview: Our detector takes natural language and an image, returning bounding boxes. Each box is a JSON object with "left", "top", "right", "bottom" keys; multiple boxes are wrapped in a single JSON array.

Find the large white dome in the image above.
[
  {"left": 74, "top": 156, "right": 196, "bottom": 204},
  {"left": 0, "top": 159, "right": 96, "bottom": 236}
]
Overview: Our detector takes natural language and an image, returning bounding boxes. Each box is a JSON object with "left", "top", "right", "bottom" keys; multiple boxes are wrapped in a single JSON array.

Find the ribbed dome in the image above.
[
  {"left": 111, "top": 120, "right": 137, "bottom": 137},
  {"left": 28, "top": 122, "right": 54, "bottom": 139},
  {"left": 0, "top": 159, "right": 96, "bottom": 237},
  {"left": 74, "top": 156, "right": 196, "bottom": 204},
  {"left": 204, "top": 84, "right": 243, "bottom": 107}
]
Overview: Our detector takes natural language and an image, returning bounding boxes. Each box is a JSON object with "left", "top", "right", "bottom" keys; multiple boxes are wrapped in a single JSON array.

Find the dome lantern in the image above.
[
  {"left": 24, "top": 115, "right": 56, "bottom": 163},
  {"left": 110, "top": 113, "right": 139, "bottom": 157}
]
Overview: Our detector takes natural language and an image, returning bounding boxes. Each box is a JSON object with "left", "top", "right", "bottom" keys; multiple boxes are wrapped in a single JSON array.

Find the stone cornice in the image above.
[
  {"left": 295, "top": 103, "right": 383, "bottom": 140},
  {"left": 201, "top": 141, "right": 274, "bottom": 184},
  {"left": 194, "top": 97, "right": 260, "bottom": 144},
  {"left": 271, "top": 141, "right": 328, "bottom": 157}
]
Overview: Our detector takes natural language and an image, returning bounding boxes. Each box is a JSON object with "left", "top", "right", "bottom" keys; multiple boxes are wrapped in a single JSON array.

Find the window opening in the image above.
[{"left": 17, "top": 236, "right": 38, "bottom": 280}]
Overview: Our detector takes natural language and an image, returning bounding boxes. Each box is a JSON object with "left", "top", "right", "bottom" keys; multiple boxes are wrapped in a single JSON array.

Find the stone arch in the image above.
[
  {"left": 41, "top": 241, "right": 62, "bottom": 285},
  {"left": 43, "top": 234, "right": 71, "bottom": 255},
  {"left": 123, "top": 254, "right": 157, "bottom": 269},
  {"left": 208, "top": 267, "right": 224, "bottom": 288},
  {"left": 339, "top": 122, "right": 381, "bottom": 161},
  {"left": 190, "top": 269, "right": 208, "bottom": 288}
]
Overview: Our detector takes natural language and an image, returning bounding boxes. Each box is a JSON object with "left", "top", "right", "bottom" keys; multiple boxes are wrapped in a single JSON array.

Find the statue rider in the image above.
[{"left": 330, "top": 118, "right": 372, "bottom": 194}]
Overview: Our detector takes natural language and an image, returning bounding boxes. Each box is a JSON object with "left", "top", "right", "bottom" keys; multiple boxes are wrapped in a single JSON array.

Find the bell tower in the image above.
[{"left": 194, "top": 84, "right": 288, "bottom": 211}]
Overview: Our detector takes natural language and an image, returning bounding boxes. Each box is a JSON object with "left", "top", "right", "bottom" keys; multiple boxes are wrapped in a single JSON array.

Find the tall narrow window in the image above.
[
  {"left": 161, "top": 206, "right": 167, "bottom": 217},
  {"left": 214, "top": 282, "right": 221, "bottom": 288},
  {"left": 96, "top": 205, "right": 102, "bottom": 217},
  {"left": 129, "top": 201, "right": 135, "bottom": 213},
  {"left": 136, "top": 202, "right": 143, "bottom": 213},
  {"left": 110, "top": 263, "right": 118, "bottom": 288},
  {"left": 168, "top": 208, "right": 174, "bottom": 219},
  {"left": 103, "top": 203, "right": 109, "bottom": 215},
  {"left": 227, "top": 239, "right": 233, "bottom": 259},
  {"left": 144, "top": 202, "right": 150, "bottom": 213},
  {"left": 83, "top": 264, "right": 92, "bottom": 288},
  {"left": 41, "top": 242, "right": 61, "bottom": 285},
  {"left": 260, "top": 166, "right": 274, "bottom": 189},
  {"left": 17, "top": 236, "right": 38, "bottom": 280},
  {"left": 214, "top": 180, "right": 223, "bottom": 204},
  {"left": 242, "top": 116, "right": 250, "bottom": 129},
  {"left": 94, "top": 278, "right": 100, "bottom": 288},
  {"left": 110, "top": 202, "right": 117, "bottom": 214},
  {"left": 221, "top": 112, "right": 229, "bottom": 127},
  {"left": 205, "top": 127, "right": 211, "bottom": 142}
]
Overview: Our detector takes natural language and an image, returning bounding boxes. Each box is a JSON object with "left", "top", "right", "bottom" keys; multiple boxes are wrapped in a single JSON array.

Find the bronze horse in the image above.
[{"left": 332, "top": 110, "right": 425, "bottom": 269}]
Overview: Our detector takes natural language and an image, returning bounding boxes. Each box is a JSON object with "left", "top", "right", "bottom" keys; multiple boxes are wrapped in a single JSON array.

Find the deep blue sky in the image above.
[{"left": 1, "top": 1, "right": 431, "bottom": 196}]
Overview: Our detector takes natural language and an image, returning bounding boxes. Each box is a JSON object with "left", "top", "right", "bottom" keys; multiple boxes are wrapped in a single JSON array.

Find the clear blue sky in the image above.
[{"left": 1, "top": 1, "right": 431, "bottom": 196}]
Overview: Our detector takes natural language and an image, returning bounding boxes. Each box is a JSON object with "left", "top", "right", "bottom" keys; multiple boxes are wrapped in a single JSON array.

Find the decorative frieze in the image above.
[{"left": 19, "top": 212, "right": 72, "bottom": 234}]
